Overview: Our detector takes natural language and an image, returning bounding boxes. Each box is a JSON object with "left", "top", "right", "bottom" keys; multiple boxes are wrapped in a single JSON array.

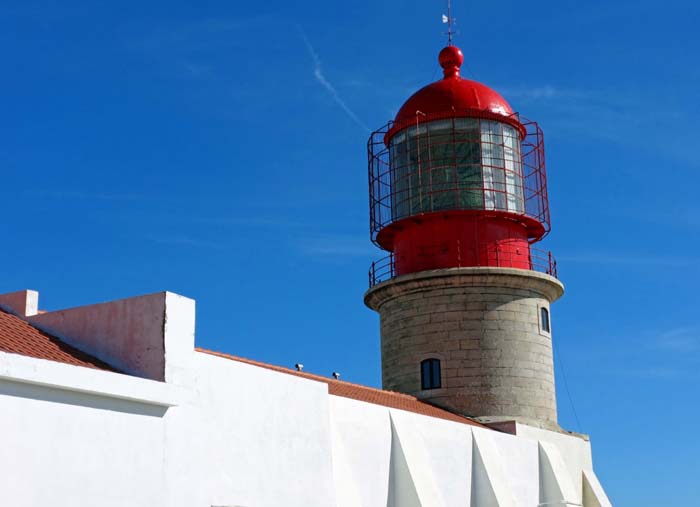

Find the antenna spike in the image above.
[{"left": 443, "top": 0, "right": 455, "bottom": 45}]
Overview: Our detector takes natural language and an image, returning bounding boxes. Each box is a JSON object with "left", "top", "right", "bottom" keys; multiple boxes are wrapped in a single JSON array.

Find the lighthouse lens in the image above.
[{"left": 389, "top": 118, "right": 525, "bottom": 221}]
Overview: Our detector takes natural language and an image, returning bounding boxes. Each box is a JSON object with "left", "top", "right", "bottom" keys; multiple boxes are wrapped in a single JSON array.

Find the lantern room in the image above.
[{"left": 368, "top": 46, "right": 555, "bottom": 283}]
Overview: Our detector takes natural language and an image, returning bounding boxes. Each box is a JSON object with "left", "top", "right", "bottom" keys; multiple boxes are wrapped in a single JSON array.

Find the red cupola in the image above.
[
  {"left": 368, "top": 45, "right": 555, "bottom": 284},
  {"left": 393, "top": 46, "right": 518, "bottom": 127}
]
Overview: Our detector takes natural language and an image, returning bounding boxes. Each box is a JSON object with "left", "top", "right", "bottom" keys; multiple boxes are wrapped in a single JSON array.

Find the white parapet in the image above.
[
  {"left": 0, "top": 289, "right": 39, "bottom": 317},
  {"left": 24, "top": 291, "right": 195, "bottom": 383}
]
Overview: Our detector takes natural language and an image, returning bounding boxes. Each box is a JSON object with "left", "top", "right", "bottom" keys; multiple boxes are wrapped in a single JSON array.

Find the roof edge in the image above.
[{"left": 196, "top": 347, "right": 487, "bottom": 428}]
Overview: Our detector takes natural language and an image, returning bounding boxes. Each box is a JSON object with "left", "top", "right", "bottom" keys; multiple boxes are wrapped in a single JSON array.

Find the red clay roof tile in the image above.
[{"left": 0, "top": 309, "right": 117, "bottom": 372}]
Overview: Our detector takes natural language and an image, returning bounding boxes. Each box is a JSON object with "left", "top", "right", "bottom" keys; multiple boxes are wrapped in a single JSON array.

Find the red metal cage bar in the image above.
[{"left": 368, "top": 112, "right": 550, "bottom": 247}]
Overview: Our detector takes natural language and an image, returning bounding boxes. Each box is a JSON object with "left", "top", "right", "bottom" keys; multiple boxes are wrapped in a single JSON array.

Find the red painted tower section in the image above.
[{"left": 368, "top": 46, "right": 554, "bottom": 283}]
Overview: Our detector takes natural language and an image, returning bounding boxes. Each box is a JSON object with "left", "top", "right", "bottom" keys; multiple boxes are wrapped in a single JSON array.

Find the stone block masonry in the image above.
[{"left": 365, "top": 267, "right": 565, "bottom": 430}]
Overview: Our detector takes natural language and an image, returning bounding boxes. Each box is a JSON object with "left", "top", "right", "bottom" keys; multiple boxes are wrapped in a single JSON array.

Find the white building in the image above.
[{"left": 0, "top": 288, "right": 611, "bottom": 506}]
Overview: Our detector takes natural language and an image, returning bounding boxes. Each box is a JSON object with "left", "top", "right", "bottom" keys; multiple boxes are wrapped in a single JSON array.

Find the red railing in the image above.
[{"left": 368, "top": 247, "right": 557, "bottom": 287}]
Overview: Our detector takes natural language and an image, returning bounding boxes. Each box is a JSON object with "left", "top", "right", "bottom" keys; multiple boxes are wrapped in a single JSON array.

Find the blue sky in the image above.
[{"left": 1, "top": 0, "right": 698, "bottom": 504}]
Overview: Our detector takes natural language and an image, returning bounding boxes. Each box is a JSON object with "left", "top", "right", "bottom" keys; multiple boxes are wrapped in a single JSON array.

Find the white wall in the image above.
[
  {"left": 329, "top": 391, "right": 602, "bottom": 507},
  {"left": 329, "top": 396, "right": 392, "bottom": 506},
  {"left": 0, "top": 349, "right": 612, "bottom": 507},
  {"left": 0, "top": 379, "right": 166, "bottom": 507},
  {"left": 163, "top": 352, "right": 337, "bottom": 507}
]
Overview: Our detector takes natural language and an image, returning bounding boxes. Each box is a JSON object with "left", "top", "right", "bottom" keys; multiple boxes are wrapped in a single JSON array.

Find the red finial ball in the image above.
[{"left": 438, "top": 46, "right": 464, "bottom": 78}]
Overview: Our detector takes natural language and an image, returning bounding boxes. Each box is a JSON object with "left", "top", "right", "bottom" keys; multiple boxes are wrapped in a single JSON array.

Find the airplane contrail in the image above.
[{"left": 298, "top": 27, "right": 371, "bottom": 133}]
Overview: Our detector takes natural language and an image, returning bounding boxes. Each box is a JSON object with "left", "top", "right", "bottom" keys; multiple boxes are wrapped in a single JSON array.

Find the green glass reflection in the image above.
[{"left": 389, "top": 118, "right": 524, "bottom": 220}]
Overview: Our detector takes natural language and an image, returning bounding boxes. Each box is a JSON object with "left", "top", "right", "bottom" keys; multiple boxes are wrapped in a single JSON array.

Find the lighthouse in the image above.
[{"left": 365, "top": 45, "right": 565, "bottom": 430}]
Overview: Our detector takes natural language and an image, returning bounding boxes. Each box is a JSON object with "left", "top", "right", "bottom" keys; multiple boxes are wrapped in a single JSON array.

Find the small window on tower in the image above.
[
  {"left": 540, "top": 307, "right": 551, "bottom": 333},
  {"left": 421, "top": 358, "right": 441, "bottom": 390}
]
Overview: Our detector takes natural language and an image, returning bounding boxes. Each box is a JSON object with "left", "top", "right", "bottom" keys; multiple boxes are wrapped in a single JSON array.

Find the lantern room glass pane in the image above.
[
  {"left": 503, "top": 123, "right": 524, "bottom": 213},
  {"left": 390, "top": 118, "right": 524, "bottom": 220}
]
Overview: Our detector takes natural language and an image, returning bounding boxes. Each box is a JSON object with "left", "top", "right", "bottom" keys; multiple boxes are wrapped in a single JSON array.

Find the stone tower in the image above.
[{"left": 365, "top": 45, "right": 563, "bottom": 430}]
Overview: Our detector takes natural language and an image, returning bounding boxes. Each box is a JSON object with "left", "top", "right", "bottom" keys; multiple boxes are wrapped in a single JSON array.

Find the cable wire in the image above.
[{"left": 553, "top": 339, "right": 583, "bottom": 434}]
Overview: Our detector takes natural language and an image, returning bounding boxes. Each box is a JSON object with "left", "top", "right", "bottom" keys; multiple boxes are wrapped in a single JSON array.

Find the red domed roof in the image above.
[{"left": 394, "top": 45, "right": 515, "bottom": 126}]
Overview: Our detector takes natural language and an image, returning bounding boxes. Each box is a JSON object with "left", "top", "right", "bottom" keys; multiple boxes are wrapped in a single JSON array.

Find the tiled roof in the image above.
[
  {"left": 0, "top": 309, "right": 117, "bottom": 372},
  {"left": 197, "top": 348, "right": 486, "bottom": 428}
]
